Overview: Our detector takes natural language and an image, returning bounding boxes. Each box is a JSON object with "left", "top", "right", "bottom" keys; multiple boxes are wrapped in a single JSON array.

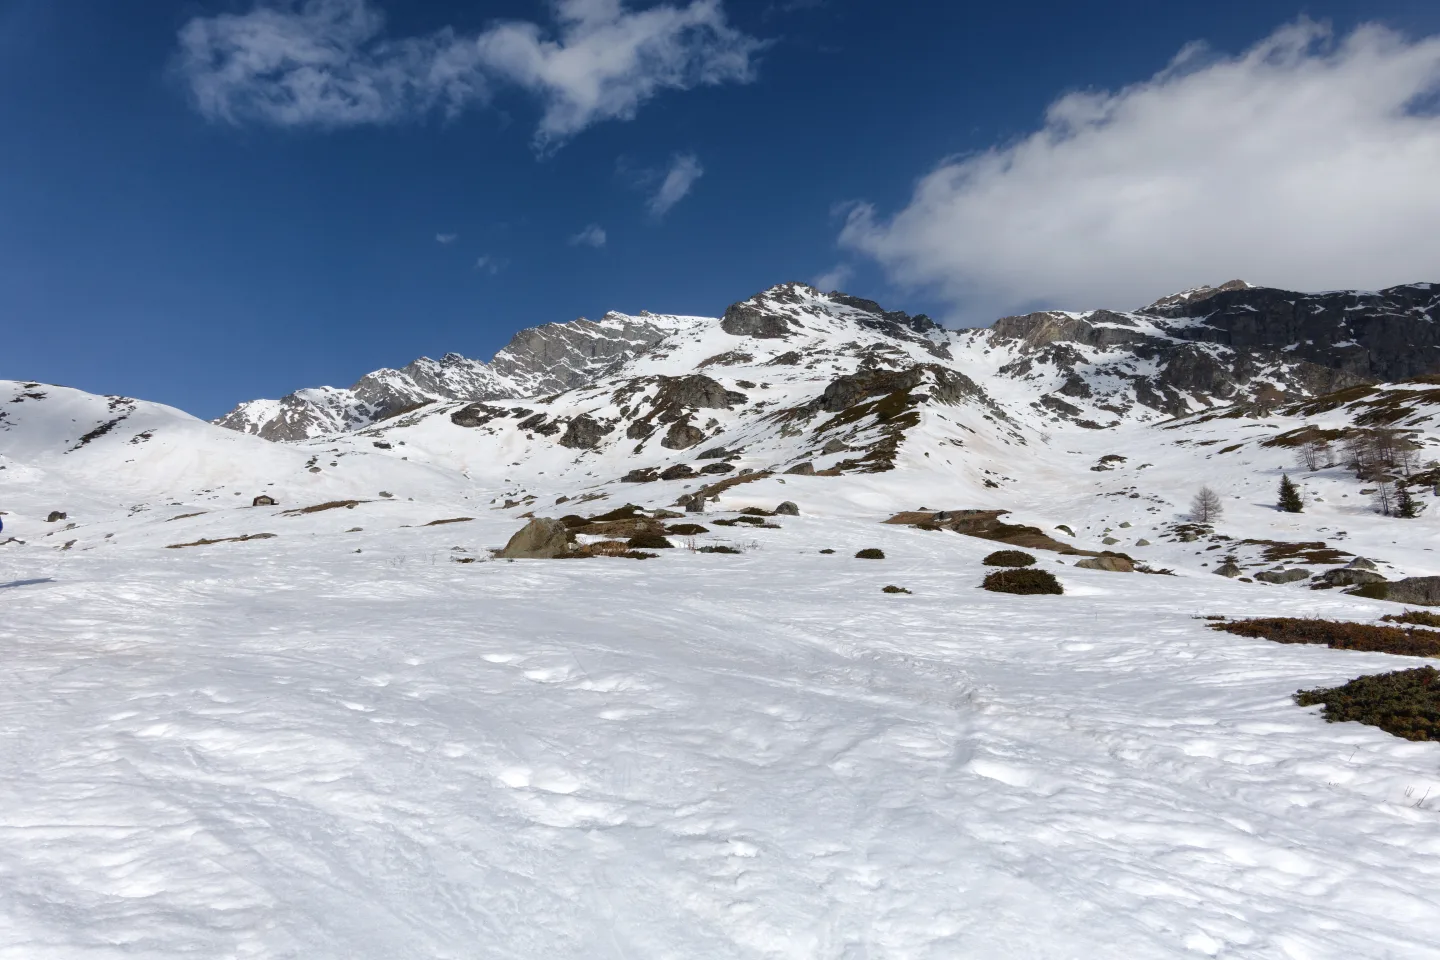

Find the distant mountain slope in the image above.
[
  {"left": 215, "top": 313, "right": 681, "bottom": 441},
  {"left": 215, "top": 281, "right": 1440, "bottom": 443}
]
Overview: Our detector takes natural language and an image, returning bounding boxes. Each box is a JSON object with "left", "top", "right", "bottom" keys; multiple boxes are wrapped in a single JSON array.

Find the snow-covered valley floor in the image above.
[{"left": 3, "top": 512, "right": 1439, "bottom": 959}]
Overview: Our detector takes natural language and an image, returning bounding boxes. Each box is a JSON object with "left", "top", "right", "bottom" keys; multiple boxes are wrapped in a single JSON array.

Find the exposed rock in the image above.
[
  {"left": 1056, "top": 525, "right": 1075, "bottom": 537},
  {"left": 622, "top": 468, "right": 660, "bottom": 483},
  {"left": 662, "top": 421, "right": 707, "bottom": 450},
  {"left": 251, "top": 495, "right": 277, "bottom": 507},
  {"left": 1102, "top": 537, "right": 1121, "bottom": 545},
  {"left": 721, "top": 302, "right": 793, "bottom": 339},
  {"left": 660, "top": 464, "right": 697, "bottom": 481},
  {"left": 774, "top": 501, "right": 800, "bottom": 516},
  {"left": 1376, "top": 576, "right": 1440, "bottom": 606},
  {"left": 46, "top": 511, "right": 66, "bottom": 523},
  {"left": 450, "top": 403, "right": 507, "bottom": 429},
  {"left": 699, "top": 462, "right": 735, "bottom": 475},
  {"left": 1322, "top": 568, "right": 1387, "bottom": 586},
  {"left": 1135, "top": 539, "right": 1152, "bottom": 547},
  {"left": 559, "top": 414, "right": 612, "bottom": 450},
  {"left": 1075, "top": 556, "right": 1134, "bottom": 573},
  {"left": 1214, "top": 563, "right": 1243, "bottom": 578},
  {"left": 697, "top": 446, "right": 736, "bottom": 460},
  {"left": 785, "top": 462, "right": 816, "bottom": 476},
  {"left": 1347, "top": 557, "right": 1379, "bottom": 571},
  {"left": 821, "top": 438, "right": 850, "bottom": 455},
  {"left": 498, "top": 518, "right": 572, "bottom": 559},
  {"left": 1256, "top": 568, "right": 1312, "bottom": 584}
]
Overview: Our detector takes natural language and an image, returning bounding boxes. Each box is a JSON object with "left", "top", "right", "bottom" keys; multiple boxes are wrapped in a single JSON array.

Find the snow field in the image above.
[{"left": 2, "top": 513, "right": 1439, "bottom": 958}]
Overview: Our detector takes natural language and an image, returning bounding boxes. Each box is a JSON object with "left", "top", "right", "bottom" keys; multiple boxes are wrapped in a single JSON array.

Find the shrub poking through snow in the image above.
[
  {"left": 1295, "top": 667, "right": 1440, "bottom": 741},
  {"left": 666, "top": 523, "right": 709, "bottom": 536},
  {"left": 882, "top": 585, "right": 912, "bottom": 594},
  {"left": 855, "top": 548, "right": 886, "bottom": 560},
  {"left": 1384, "top": 610, "right": 1440, "bottom": 628},
  {"left": 627, "top": 533, "right": 675, "bottom": 550},
  {"left": 983, "top": 568, "right": 1063, "bottom": 595},
  {"left": 698, "top": 545, "right": 741, "bottom": 554},
  {"left": 983, "top": 550, "right": 1036, "bottom": 567},
  {"left": 819, "top": 549, "right": 836, "bottom": 555},
  {"left": 1211, "top": 618, "right": 1440, "bottom": 658}
]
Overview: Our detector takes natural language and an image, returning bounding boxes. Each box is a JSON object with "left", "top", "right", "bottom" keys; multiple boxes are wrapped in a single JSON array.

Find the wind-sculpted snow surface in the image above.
[{"left": 3, "top": 510, "right": 1440, "bottom": 958}]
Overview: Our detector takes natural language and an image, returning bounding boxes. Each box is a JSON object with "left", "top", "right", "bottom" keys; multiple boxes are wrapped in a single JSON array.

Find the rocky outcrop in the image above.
[
  {"left": 497, "top": 518, "right": 573, "bottom": 559},
  {"left": 559, "top": 415, "right": 611, "bottom": 450}
]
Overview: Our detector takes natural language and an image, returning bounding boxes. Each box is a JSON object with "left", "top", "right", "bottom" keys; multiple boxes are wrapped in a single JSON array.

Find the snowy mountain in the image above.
[
  {"left": 5, "top": 281, "right": 1440, "bottom": 958},
  {"left": 216, "top": 312, "right": 680, "bottom": 440},
  {"left": 217, "top": 280, "right": 1440, "bottom": 444}
]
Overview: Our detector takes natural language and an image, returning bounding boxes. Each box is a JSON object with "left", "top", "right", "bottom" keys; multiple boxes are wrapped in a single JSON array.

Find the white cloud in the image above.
[
  {"left": 647, "top": 153, "right": 703, "bottom": 217},
  {"left": 473, "top": 255, "right": 505, "bottom": 275},
  {"left": 175, "top": 0, "right": 485, "bottom": 127},
  {"left": 175, "top": 0, "right": 761, "bottom": 147},
  {"left": 435, "top": 232, "right": 458, "bottom": 244},
  {"left": 840, "top": 20, "right": 1440, "bottom": 322},
  {"left": 811, "top": 263, "right": 852, "bottom": 292},
  {"left": 569, "top": 224, "right": 607, "bottom": 247}
]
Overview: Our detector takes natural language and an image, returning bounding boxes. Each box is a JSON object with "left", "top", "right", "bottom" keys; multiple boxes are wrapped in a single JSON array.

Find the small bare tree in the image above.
[
  {"left": 1373, "top": 479, "right": 1395, "bottom": 517},
  {"left": 1191, "top": 486, "right": 1224, "bottom": 523}
]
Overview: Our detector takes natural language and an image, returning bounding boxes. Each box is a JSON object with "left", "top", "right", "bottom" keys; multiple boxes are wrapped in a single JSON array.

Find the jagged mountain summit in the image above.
[
  {"left": 218, "top": 280, "right": 1440, "bottom": 447},
  {"left": 216, "top": 313, "right": 680, "bottom": 441}
]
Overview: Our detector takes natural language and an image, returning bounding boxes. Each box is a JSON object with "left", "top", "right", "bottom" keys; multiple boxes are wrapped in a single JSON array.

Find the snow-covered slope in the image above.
[{"left": 5, "top": 281, "right": 1440, "bottom": 959}]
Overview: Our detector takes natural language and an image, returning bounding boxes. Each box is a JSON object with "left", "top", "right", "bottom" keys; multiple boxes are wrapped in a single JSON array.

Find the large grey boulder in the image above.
[
  {"left": 1347, "top": 557, "right": 1379, "bottom": 571},
  {"left": 1075, "top": 556, "right": 1134, "bottom": 573},
  {"left": 559, "top": 414, "right": 612, "bottom": 450},
  {"left": 1322, "top": 568, "right": 1387, "bottom": 587},
  {"left": 1380, "top": 577, "right": 1440, "bottom": 606},
  {"left": 1213, "top": 562, "right": 1243, "bottom": 578},
  {"left": 498, "top": 518, "right": 572, "bottom": 559},
  {"left": 1256, "top": 568, "right": 1312, "bottom": 584},
  {"left": 775, "top": 501, "right": 800, "bottom": 516},
  {"left": 662, "top": 421, "right": 707, "bottom": 450}
]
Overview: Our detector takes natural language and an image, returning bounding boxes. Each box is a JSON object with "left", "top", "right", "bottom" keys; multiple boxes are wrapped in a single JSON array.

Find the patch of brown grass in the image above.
[
  {"left": 167, "top": 534, "right": 277, "bottom": 549},
  {"left": 1212, "top": 618, "right": 1440, "bottom": 658},
  {"left": 283, "top": 500, "right": 365, "bottom": 516}
]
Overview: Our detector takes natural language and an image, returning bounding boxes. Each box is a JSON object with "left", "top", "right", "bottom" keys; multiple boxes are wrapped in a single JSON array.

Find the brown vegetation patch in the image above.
[
  {"left": 1212, "top": 618, "right": 1440, "bottom": 658},
  {"left": 887, "top": 509, "right": 1102, "bottom": 557},
  {"left": 666, "top": 524, "right": 710, "bottom": 536},
  {"left": 1296, "top": 667, "right": 1440, "bottom": 741},
  {"left": 284, "top": 500, "right": 366, "bottom": 515},
  {"left": 982, "top": 568, "right": 1063, "bottom": 595},
  {"left": 424, "top": 517, "right": 474, "bottom": 526},
  {"left": 1240, "top": 539, "right": 1351, "bottom": 566},
  {"left": 1384, "top": 610, "right": 1440, "bottom": 628},
  {"left": 167, "top": 534, "right": 277, "bottom": 549}
]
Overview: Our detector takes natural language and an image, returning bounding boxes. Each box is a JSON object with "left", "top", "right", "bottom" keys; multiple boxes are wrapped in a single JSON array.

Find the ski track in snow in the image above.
[{"left": 2, "top": 518, "right": 1439, "bottom": 959}]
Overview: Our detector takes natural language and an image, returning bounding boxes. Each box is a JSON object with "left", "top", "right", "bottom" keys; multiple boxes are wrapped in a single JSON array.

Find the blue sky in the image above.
[{"left": 4, "top": 0, "right": 1440, "bottom": 417}]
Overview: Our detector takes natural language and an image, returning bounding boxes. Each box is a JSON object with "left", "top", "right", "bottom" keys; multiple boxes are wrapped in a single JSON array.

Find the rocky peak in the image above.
[{"left": 1140, "top": 279, "right": 1252, "bottom": 314}]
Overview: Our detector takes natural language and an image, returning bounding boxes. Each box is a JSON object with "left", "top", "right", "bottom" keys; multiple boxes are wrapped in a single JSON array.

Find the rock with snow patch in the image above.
[
  {"left": 497, "top": 518, "right": 573, "bottom": 560},
  {"left": 775, "top": 501, "right": 800, "bottom": 516}
]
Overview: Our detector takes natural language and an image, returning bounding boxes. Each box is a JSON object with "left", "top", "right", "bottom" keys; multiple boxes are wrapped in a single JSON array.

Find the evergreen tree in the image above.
[
  {"left": 1396, "top": 484, "right": 1419, "bottom": 519},
  {"left": 1278, "top": 474, "right": 1304, "bottom": 513}
]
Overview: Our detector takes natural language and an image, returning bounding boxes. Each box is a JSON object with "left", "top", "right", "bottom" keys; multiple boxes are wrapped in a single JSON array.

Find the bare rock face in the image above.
[
  {"left": 1213, "top": 562, "right": 1243, "bottom": 578},
  {"left": 1369, "top": 576, "right": 1440, "bottom": 606},
  {"left": 775, "top": 501, "right": 800, "bottom": 516},
  {"left": 497, "top": 518, "right": 572, "bottom": 559},
  {"left": 721, "top": 302, "right": 793, "bottom": 339},
  {"left": 559, "top": 414, "right": 611, "bottom": 450},
  {"left": 662, "top": 421, "right": 707, "bottom": 450}
]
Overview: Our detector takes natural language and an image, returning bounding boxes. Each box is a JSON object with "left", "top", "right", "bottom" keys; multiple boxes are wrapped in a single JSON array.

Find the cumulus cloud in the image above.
[
  {"left": 479, "top": 0, "right": 762, "bottom": 149},
  {"left": 647, "top": 153, "right": 704, "bottom": 217},
  {"left": 175, "top": 0, "right": 761, "bottom": 147},
  {"left": 840, "top": 20, "right": 1440, "bottom": 322},
  {"left": 569, "top": 224, "right": 608, "bottom": 247}
]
